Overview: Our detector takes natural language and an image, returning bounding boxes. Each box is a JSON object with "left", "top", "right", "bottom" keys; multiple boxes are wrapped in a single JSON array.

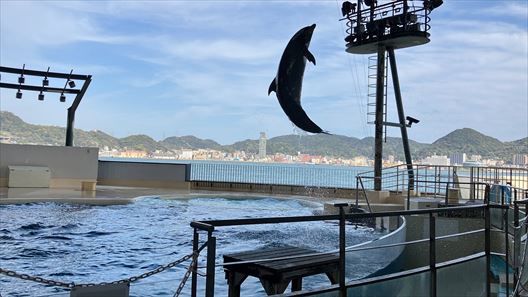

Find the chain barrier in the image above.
[
  {"left": 0, "top": 242, "right": 207, "bottom": 292},
  {"left": 0, "top": 268, "right": 75, "bottom": 288},
  {"left": 174, "top": 255, "right": 197, "bottom": 296}
]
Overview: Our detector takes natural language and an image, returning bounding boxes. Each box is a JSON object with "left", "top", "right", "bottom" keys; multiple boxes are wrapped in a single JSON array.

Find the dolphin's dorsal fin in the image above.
[
  {"left": 268, "top": 78, "right": 277, "bottom": 95},
  {"left": 304, "top": 48, "right": 316, "bottom": 65}
]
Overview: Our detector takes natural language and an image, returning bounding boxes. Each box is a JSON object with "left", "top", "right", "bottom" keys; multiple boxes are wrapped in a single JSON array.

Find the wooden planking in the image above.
[
  {"left": 224, "top": 246, "right": 339, "bottom": 274},
  {"left": 224, "top": 246, "right": 309, "bottom": 262}
]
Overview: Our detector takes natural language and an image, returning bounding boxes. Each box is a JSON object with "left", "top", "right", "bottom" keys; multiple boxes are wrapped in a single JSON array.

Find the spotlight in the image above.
[
  {"left": 38, "top": 92, "right": 44, "bottom": 101},
  {"left": 364, "top": 0, "right": 377, "bottom": 7},
  {"left": 423, "top": 0, "right": 443, "bottom": 11},
  {"left": 60, "top": 93, "right": 66, "bottom": 102},
  {"left": 16, "top": 91, "right": 22, "bottom": 99},
  {"left": 43, "top": 67, "right": 50, "bottom": 86},
  {"left": 406, "top": 116, "right": 420, "bottom": 127},
  {"left": 341, "top": 1, "right": 356, "bottom": 16},
  {"left": 68, "top": 80, "right": 76, "bottom": 88},
  {"left": 18, "top": 76, "right": 25, "bottom": 84}
]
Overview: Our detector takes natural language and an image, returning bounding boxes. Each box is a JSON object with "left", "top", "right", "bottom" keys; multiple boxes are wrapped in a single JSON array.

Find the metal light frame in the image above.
[{"left": 0, "top": 65, "right": 92, "bottom": 146}]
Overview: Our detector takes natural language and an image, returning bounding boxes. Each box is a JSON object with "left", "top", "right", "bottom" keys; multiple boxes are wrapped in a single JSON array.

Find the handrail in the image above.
[
  {"left": 191, "top": 202, "right": 512, "bottom": 297},
  {"left": 357, "top": 176, "right": 372, "bottom": 212},
  {"left": 191, "top": 204, "right": 502, "bottom": 231}
]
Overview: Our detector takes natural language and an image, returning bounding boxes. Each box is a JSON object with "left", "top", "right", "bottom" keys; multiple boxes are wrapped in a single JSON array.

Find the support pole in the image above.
[
  {"left": 191, "top": 229, "right": 199, "bottom": 297},
  {"left": 335, "top": 203, "right": 348, "bottom": 297},
  {"left": 485, "top": 202, "right": 491, "bottom": 297},
  {"left": 65, "top": 76, "right": 91, "bottom": 146},
  {"left": 387, "top": 47, "right": 414, "bottom": 191},
  {"left": 205, "top": 230, "right": 216, "bottom": 297},
  {"left": 505, "top": 207, "right": 510, "bottom": 297},
  {"left": 66, "top": 108, "right": 75, "bottom": 147},
  {"left": 429, "top": 213, "right": 436, "bottom": 297},
  {"left": 374, "top": 46, "right": 386, "bottom": 191},
  {"left": 514, "top": 203, "right": 519, "bottom": 295}
]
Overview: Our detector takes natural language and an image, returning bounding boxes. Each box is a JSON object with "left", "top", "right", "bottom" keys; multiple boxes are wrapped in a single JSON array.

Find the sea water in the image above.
[{"left": 0, "top": 196, "right": 382, "bottom": 297}]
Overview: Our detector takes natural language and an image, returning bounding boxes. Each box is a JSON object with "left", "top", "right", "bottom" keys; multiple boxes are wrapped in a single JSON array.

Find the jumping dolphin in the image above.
[{"left": 268, "top": 24, "right": 329, "bottom": 134}]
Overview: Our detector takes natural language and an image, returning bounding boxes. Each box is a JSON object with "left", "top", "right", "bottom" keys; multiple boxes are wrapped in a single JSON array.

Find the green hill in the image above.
[
  {"left": 161, "top": 135, "right": 222, "bottom": 150},
  {"left": 1, "top": 111, "right": 526, "bottom": 162}
]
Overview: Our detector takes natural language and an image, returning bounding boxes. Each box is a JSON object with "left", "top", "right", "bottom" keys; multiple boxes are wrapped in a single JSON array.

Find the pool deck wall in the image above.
[
  {"left": 98, "top": 160, "right": 190, "bottom": 189},
  {"left": 0, "top": 143, "right": 98, "bottom": 190}
]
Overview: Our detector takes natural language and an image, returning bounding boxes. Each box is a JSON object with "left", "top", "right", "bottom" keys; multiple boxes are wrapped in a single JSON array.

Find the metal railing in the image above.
[
  {"left": 356, "top": 164, "right": 528, "bottom": 198},
  {"left": 339, "top": 0, "right": 431, "bottom": 46},
  {"left": 189, "top": 162, "right": 365, "bottom": 188},
  {"left": 189, "top": 184, "right": 522, "bottom": 297}
]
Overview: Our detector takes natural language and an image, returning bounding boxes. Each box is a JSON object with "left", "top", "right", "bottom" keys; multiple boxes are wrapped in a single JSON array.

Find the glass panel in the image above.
[
  {"left": 300, "top": 271, "right": 431, "bottom": 297},
  {"left": 437, "top": 256, "right": 486, "bottom": 297},
  {"left": 347, "top": 271, "right": 431, "bottom": 297}
]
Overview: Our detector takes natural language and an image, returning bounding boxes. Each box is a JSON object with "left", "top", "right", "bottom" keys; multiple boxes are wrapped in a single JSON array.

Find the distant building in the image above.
[
  {"left": 422, "top": 155, "right": 450, "bottom": 166},
  {"left": 179, "top": 149, "right": 193, "bottom": 160},
  {"left": 469, "top": 155, "right": 482, "bottom": 162},
  {"left": 513, "top": 154, "right": 528, "bottom": 166},
  {"left": 120, "top": 150, "right": 147, "bottom": 158},
  {"left": 258, "top": 132, "right": 267, "bottom": 159},
  {"left": 450, "top": 153, "right": 466, "bottom": 165}
]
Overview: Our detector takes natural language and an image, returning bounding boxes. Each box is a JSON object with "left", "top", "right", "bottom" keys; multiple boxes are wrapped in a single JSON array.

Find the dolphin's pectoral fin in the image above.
[
  {"left": 304, "top": 48, "right": 316, "bottom": 65},
  {"left": 268, "top": 78, "right": 277, "bottom": 95}
]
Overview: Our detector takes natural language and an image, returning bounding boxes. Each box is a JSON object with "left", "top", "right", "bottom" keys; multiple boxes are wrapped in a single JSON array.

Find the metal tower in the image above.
[{"left": 340, "top": 0, "right": 442, "bottom": 191}]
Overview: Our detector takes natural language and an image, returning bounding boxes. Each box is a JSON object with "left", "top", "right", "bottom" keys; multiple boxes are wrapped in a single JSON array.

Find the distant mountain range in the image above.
[{"left": 1, "top": 111, "right": 526, "bottom": 162}]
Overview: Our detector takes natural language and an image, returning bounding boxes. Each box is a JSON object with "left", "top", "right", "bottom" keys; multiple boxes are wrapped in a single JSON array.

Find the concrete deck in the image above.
[{"left": 0, "top": 186, "right": 191, "bottom": 205}]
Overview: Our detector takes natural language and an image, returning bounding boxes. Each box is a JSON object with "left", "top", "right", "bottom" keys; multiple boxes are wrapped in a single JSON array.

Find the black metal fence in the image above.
[{"left": 189, "top": 185, "right": 524, "bottom": 297}]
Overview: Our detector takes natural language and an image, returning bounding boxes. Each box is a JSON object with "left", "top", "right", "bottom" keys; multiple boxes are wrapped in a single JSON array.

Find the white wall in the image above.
[{"left": 0, "top": 143, "right": 98, "bottom": 189}]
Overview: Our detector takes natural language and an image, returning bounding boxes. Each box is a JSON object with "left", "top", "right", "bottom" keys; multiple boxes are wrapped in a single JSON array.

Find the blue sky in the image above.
[{"left": 1, "top": 0, "right": 527, "bottom": 145}]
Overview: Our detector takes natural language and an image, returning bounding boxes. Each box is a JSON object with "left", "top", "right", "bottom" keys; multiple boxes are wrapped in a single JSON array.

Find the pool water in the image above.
[{"left": 0, "top": 196, "right": 382, "bottom": 296}]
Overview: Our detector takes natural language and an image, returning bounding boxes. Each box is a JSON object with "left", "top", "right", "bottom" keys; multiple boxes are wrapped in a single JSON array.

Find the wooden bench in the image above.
[{"left": 223, "top": 246, "right": 339, "bottom": 296}]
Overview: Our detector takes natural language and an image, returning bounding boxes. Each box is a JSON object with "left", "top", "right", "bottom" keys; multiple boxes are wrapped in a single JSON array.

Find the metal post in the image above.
[
  {"left": 407, "top": 183, "right": 411, "bottom": 210},
  {"left": 191, "top": 229, "right": 199, "bottom": 297},
  {"left": 336, "top": 203, "right": 348, "bottom": 297},
  {"left": 65, "top": 76, "right": 92, "bottom": 146},
  {"left": 205, "top": 230, "right": 216, "bottom": 297},
  {"left": 514, "top": 203, "right": 520, "bottom": 295},
  {"left": 485, "top": 202, "right": 491, "bottom": 297},
  {"left": 396, "top": 166, "right": 400, "bottom": 192},
  {"left": 374, "top": 46, "right": 386, "bottom": 191},
  {"left": 387, "top": 48, "right": 414, "bottom": 191},
  {"left": 434, "top": 166, "right": 442, "bottom": 198},
  {"left": 505, "top": 207, "right": 510, "bottom": 297},
  {"left": 429, "top": 213, "right": 436, "bottom": 297},
  {"left": 355, "top": 178, "right": 359, "bottom": 208},
  {"left": 445, "top": 182, "right": 449, "bottom": 206},
  {"left": 470, "top": 168, "right": 475, "bottom": 200}
]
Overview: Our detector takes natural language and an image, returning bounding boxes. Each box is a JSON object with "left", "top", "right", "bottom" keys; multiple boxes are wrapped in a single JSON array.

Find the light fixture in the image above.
[
  {"left": 364, "top": 0, "right": 377, "bottom": 7},
  {"left": 406, "top": 116, "right": 420, "bottom": 127},
  {"left": 341, "top": 1, "right": 356, "bottom": 16},
  {"left": 43, "top": 67, "right": 50, "bottom": 86},
  {"left": 60, "top": 93, "right": 66, "bottom": 102},
  {"left": 18, "top": 64, "right": 26, "bottom": 84},
  {"left": 68, "top": 80, "right": 76, "bottom": 88},
  {"left": 38, "top": 91, "right": 44, "bottom": 101},
  {"left": 16, "top": 91, "right": 22, "bottom": 99},
  {"left": 424, "top": 0, "right": 443, "bottom": 11}
]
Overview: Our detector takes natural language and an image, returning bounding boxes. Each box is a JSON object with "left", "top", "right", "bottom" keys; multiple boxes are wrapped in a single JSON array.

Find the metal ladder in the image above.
[{"left": 367, "top": 54, "right": 389, "bottom": 142}]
